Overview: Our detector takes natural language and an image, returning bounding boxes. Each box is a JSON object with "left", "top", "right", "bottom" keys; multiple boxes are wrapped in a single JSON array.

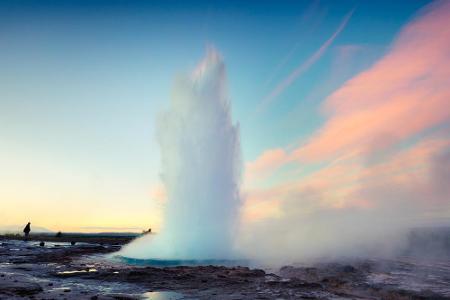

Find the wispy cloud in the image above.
[
  {"left": 255, "top": 9, "right": 354, "bottom": 116},
  {"left": 263, "top": 0, "right": 325, "bottom": 87}
]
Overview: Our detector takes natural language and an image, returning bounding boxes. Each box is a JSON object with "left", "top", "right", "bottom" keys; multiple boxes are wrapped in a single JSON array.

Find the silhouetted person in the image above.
[
  {"left": 23, "top": 222, "right": 31, "bottom": 238},
  {"left": 142, "top": 228, "right": 152, "bottom": 235}
]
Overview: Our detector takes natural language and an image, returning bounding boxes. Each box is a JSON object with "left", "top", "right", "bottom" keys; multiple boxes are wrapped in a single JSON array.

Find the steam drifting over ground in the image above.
[
  {"left": 120, "top": 49, "right": 242, "bottom": 260},
  {"left": 239, "top": 0, "right": 450, "bottom": 265}
]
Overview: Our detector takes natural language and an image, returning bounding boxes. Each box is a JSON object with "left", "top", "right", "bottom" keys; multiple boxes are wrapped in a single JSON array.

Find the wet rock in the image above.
[
  {"left": 279, "top": 266, "right": 320, "bottom": 282},
  {"left": 3, "top": 238, "right": 450, "bottom": 299},
  {"left": 321, "top": 276, "right": 347, "bottom": 287},
  {"left": 0, "top": 280, "right": 43, "bottom": 296},
  {"left": 341, "top": 264, "right": 356, "bottom": 273},
  {"left": 104, "top": 292, "right": 140, "bottom": 299}
]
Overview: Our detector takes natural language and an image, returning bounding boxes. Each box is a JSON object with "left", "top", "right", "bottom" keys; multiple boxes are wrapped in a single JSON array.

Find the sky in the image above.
[{"left": 1, "top": 0, "right": 449, "bottom": 233}]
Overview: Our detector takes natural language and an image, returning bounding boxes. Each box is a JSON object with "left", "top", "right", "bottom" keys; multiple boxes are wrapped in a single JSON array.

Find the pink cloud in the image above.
[
  {"left": 249, "top": 0, "right": 450, "bottom": 172},
  {"left": 149, "top": 183, "right": 166, "bottom": 203},
  {"left": 245, "top": 148, "right": 289, "bottom": 184},
  {"left": 244, "top": 1, "right": 450, "bottom": 223},
  {"left": 243, "top": 135, "right": 450, "bottom": 223},
  {"left": 294, "top": 1, "right": 450, "bottom": 161}
]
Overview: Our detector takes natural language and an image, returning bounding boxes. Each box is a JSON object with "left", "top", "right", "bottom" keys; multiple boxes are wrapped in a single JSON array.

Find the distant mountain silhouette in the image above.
[{"left": 0, "top": 225, "right": 53, "bottom": 234}]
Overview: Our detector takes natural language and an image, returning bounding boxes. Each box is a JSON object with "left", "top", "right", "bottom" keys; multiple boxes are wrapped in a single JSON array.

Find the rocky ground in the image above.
[{"left": 1, "top": 239, "right": 450, "bottom": 299}]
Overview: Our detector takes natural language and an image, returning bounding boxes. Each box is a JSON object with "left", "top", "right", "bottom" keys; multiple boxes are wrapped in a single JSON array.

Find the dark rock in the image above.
[
  {"left": 341, "top": 265, "right": 356, "bottom": 273},
  {"left": 0, "top": 280, "right": 43, "bottom": 296}
]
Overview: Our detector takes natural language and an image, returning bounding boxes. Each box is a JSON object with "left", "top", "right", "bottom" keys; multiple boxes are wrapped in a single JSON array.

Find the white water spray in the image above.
[{"left": 120, "top": 49, "right": 242, "bottom": 260}]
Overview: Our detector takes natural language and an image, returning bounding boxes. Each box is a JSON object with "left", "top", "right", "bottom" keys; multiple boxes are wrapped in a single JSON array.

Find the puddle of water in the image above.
[
  {"left": 57, "top": 270, "right": 87, "bottom": 275},
  {"left": 115, "top": 256, "right": 249, "bottom": 267},
  {"left": 143, "top": 291, "right": 183, "bottom": 300},
  {"left": 57, "top": 268, "right": 97, "bottom": 275}
]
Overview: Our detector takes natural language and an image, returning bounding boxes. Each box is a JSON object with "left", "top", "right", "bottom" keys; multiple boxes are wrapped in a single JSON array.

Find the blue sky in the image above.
[{"left": 1, "top": 0, "right": 438, "bottom": 231}]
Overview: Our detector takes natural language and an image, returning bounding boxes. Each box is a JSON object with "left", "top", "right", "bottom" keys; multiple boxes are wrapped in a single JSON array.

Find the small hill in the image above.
[{"left": 0, "top": 225, "right": 53, "bottom": 234}]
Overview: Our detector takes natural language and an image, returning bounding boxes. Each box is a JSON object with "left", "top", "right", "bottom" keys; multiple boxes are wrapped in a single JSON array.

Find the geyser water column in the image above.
[{"left": 119, "top": 49, "right": 242, "bottom": 260}]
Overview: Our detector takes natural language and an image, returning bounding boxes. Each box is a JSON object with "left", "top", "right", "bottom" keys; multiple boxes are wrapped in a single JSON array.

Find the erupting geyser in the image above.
[{"left": 119, "top": 48, "right": 242, "bottom": 260}]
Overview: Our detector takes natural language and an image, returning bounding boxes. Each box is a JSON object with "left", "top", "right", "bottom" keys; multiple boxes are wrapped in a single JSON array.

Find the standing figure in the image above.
[{"left": 23, "top": 222, "right": 31, "bottom": 238}]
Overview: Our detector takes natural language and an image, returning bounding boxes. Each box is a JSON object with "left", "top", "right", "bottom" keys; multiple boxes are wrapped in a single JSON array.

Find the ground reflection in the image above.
[{"left": 143, "top": 291, "right": 184, "bottom": 300}]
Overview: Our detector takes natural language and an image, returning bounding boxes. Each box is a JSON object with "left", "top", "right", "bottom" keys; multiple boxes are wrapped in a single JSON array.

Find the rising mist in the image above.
[{"left": 120, "top": 49, "right": 242, "bottom": 260}]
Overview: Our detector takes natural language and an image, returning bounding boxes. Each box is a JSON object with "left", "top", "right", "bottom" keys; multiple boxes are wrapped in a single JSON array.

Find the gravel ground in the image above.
[{"left": 1, "top": 239, "right": 450, "bottom": 299}]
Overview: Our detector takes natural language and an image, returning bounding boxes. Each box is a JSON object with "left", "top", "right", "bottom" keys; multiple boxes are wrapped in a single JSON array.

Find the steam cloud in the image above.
[
  {"left": 238, "top": 0, "right": 450, "bottom": 265},
  {"left": 120, "top": 49, "right": 242, "bottom": 260}
]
